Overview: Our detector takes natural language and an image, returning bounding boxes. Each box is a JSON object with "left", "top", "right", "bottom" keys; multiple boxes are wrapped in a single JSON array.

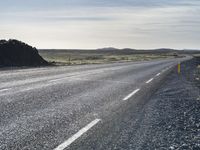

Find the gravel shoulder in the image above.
[{"left": 119, "top": 58, "right": 200, "bottom": 149}]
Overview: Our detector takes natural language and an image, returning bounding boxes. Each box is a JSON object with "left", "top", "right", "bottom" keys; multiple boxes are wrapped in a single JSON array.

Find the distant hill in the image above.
[
  {"left": 97, "top": 47, "right": 119, "bottom": 51},
  {"left": 0, "top": 39, "right": 48, "bottom": 67},
  {"left": 79, "top": 47, "right": 177, "bottom": 55},
  {"left": 94, "top": 47, "right": 200, "bottom": 54}
]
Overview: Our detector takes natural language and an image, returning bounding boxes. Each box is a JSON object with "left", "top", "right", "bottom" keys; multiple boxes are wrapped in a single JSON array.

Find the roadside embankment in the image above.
[{"left": 130, "top": 58, "right": 200, "bottom": 149}]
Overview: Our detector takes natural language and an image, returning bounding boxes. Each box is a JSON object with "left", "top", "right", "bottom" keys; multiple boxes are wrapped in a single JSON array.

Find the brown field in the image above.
[{"left": 39, "top": 49, "right": 183, "bottom": 65}]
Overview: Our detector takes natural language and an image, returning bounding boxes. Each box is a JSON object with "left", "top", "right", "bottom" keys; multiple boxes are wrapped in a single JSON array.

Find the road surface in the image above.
[{"left": 0, "top": 58, "right": 188, "bottom": 150}]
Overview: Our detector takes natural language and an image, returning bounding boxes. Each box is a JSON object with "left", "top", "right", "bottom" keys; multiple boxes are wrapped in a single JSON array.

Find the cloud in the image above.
[
  {"left": 1, "top": 0, "right": 200, "bottom": 11},
  {"left": 0, "top": 0, "right": 200, "bottom": 49}
]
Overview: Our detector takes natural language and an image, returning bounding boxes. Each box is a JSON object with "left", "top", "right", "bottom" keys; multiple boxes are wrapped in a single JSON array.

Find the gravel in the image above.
[
  {"left": 105, "top": 58, "right": 200, "bottom": 150},
  {"left": 133, "top": 58, "right": 200, "bottom": 149}
]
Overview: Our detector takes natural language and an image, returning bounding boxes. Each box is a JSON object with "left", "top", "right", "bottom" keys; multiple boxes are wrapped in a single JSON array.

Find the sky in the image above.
[{"left": 1, "top": 0, "right": 200, "bottom": 49}]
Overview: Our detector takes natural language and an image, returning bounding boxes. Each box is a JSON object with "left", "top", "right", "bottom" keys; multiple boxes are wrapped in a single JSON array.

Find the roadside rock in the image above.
[{"left": 0, "top": 39, "right": 49, "bottom": 67}]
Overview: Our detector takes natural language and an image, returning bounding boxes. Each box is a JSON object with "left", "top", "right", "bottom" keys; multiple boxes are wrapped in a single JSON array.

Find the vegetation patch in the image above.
[{"left": 39, "top": 49, "right": 178, "bottom": 66}]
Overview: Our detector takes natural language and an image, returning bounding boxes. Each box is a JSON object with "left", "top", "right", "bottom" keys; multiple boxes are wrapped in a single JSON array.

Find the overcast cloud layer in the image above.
[{"left": 1, "top": 0, "right": 200, "bottom": 49}]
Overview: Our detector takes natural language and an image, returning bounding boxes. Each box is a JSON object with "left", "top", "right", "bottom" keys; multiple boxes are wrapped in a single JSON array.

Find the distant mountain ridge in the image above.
[{"left": 0, "top": 39, "right": 48, "bottom": 67}]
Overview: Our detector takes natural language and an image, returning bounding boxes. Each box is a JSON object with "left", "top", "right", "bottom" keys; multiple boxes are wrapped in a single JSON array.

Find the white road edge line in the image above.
[
  {"left": 156, "top": 73, "right": 161, "bottom": 77},
  {"left": 49, "top": 79, "right": 63, "bottom": 82},
  {"left": 123, "top": 89, "right": 140, "bottom": 101},
  {"left": 0, "top": 88, "right": 11, "bottom": 92},
  {"left": 54, "top": 119, "right": 101, "bottom": 150},
  {"left": 146, "top": 78, "right": 154, "bottom": 84},
  {"left": 162, "top": 67, "right": 169, "bottom": 72}
]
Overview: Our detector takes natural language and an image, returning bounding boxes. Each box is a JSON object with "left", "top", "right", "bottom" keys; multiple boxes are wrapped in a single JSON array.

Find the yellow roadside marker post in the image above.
[{"left": 177, "top": 62, "right": 181, "bottom": 74}]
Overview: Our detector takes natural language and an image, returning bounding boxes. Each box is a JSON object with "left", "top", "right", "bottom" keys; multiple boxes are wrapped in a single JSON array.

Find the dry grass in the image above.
[{"left": 39, "top": 50, "right": 175, "bottom": 66}]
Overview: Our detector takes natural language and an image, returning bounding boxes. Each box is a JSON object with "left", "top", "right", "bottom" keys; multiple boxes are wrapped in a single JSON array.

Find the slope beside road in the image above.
[
  {"left": 69, "top": 58, "right": 200, "bottom": 150},
  {"left": 0, "top": 57, "right": 191, "bottom": 150}
]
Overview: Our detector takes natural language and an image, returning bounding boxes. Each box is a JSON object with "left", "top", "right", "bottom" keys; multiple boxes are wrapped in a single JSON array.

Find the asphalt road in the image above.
[{"left": 0, "top": 58, "right": 189, "bottom": 150}]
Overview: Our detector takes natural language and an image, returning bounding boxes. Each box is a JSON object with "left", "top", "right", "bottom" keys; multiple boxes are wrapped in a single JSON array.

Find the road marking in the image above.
[
  {"left": 49, "top": 70, "right": 106, "bottom": 83},
  {"left": 146, "top": 78, "right": 154, "bottom": 84},
  {"left": 162, "top": 68, "right": 167, "bottom": 72},
  {"left": 0, "top": 88, "right": 11, "bottom": 92},
  {"left": 49, "top": 78, "right": 63, "bottom": 82},
  {"left": 163, "top": 67, "right": 170, "bottom": 72},
  {"left": 123, "top": 89, "right": 140, "bottom": 101},
  {"left": 54, "top": 119, "right": 101, "bottom": 150},
  {"left": 156, "top": 73, "right": 161, "bottom": 77}
]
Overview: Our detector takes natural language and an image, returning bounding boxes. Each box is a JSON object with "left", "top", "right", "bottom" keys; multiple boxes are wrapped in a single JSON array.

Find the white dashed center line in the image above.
[
  {"left": 123, "top": 89, "right": 140, "bottom": 101},
  {"left": 0, "top": 88, "right": 11, "bottom": 92},
  {"left": 54, "top": 119, "right": 101, "bottom": 150},
  {"left": 146, "top": 78, "right": 154, "bottom": 84},
  {"left": 156, "top": 73, "right": 161, "bottom": 77},
  {"left": 49, "top": 78, "right": 63, "bottom": 83}
]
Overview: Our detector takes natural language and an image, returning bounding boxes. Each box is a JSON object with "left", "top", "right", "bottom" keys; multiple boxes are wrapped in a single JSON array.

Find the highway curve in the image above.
[{"left": 0, "top": 57, "right": 189, "bottom": 150}]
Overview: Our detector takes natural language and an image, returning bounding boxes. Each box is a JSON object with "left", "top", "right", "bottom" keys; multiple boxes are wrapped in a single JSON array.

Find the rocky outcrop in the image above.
[{"left": 0, "top": 39, "right": 48, "bottom": 67}]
